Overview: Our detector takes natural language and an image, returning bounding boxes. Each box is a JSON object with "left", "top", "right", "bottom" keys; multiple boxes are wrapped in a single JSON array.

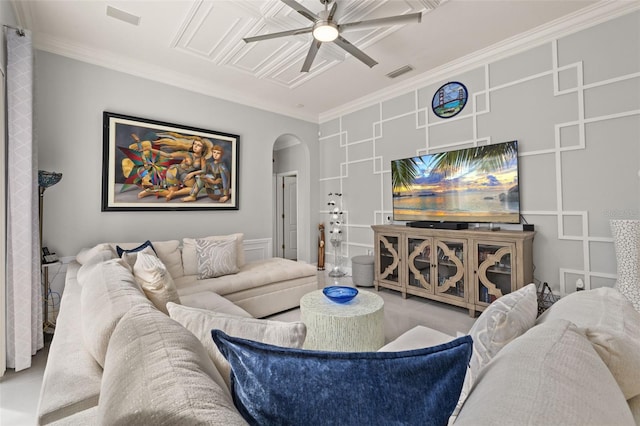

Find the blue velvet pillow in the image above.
[
  {"left": 116, "top": 240, "right": 156, "bottom": 258},
  {"left": 212, "top": 329, "right": 472, "bottom": 426}
]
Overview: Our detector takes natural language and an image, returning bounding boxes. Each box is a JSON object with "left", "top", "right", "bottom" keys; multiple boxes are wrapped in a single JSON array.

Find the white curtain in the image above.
[{"left": 5, "top": 28, "right": 42, "bottom": 371}]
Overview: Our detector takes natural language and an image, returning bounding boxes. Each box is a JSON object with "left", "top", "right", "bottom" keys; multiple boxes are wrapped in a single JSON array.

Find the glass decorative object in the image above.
[
  {"left": 327, "top": 192, "right": 345, "bottom": 277},
  {"left": 323, "top": 286, "right": 358, "bottom": 303}
]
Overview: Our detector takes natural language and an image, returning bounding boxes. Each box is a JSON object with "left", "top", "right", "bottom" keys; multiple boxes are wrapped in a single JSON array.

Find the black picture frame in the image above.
[{"left": 102, "top": 111, "right": 239, "bottom": 211}]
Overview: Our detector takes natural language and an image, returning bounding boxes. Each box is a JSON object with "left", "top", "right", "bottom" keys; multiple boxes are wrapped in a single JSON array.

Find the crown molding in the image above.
[
  {"left": 21, "top": 0, "right": 638, "bottom": 125},
  {"left": 33, "top": 34, "right": 318, "bottom": 124},
  {"left": 318, "top": 0, "right": 640, "bottom": 123}
]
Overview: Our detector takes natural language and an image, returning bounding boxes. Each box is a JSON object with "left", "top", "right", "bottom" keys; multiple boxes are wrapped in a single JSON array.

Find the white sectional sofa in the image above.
[
  {"left": 37, "top": 234, "right": 318, "bottom": 424},
  {"left": 37, "top": 235, "right": 640, "bottom": 425},
  {"left": 77, "top": 234, "right": 318, "bottom": 318}
]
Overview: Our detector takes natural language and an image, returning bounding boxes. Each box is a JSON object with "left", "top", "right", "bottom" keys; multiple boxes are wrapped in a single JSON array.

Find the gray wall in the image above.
[
  {"left": 319, "top": 10, "right": 640, "bottom": 295},
  {"left": 34, "top": 52, "right": 319, "bottom": 262}
]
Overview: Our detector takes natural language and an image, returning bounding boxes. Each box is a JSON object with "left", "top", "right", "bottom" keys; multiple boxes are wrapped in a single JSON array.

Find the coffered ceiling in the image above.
[{"left": 12, "top": 0, "right": 604, "bottom": 121}]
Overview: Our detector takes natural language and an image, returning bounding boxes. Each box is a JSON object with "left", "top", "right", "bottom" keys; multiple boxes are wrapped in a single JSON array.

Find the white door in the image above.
[
  {"left": 283, "top": 175, "right": 297, "bottom": 260},
  {"left": 276, "top": 175, "right": 298, "bottom": 260}
]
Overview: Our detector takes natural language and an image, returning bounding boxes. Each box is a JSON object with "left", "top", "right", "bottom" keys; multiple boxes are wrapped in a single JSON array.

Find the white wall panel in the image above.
[{"left": 319, "top": 10, "right": 640, "bottom": 296}]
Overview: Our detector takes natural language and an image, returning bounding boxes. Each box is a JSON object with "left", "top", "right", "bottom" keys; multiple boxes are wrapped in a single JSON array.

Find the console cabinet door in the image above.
[
  {"left": 406, "top": 236, "right": 434, "bottom": 296},
  {"left": 434, "top": 238, "right": 467, "bottom": 303},
  {"left": 474, "top": 241, "right": 516, "bottom": 308},
  {"left": 375, "top": 232, "right": 402, "bottom": 292}
]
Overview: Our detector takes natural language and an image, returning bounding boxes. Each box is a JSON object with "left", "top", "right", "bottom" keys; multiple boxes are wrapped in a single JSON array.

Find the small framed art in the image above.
[{"left": 432, "top": 81, "right": 468, "bottom": 119}]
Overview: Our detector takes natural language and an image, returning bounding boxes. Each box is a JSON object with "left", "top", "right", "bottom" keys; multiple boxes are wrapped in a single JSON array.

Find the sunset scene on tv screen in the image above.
[{"left": 392, "top": 142, "right": 519, "bottom": 223}]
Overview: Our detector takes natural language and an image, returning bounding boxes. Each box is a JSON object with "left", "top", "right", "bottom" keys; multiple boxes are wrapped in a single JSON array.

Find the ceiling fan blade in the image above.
[
  {"left": 334, "top": 35, "right": 378, "bottom": 68},
  {"left": 301, "top": 39, "right": 322, "bottom": 72},
  {"left": 339, "top": 12, "right": 422, "bottom": 31},
  {"left": 281, "top": 0, "right": 318, "bottom": 23},
  {"left": 243, "top": 26, "right": 312, "bottom": 43},
  {"left": 328, "top": 2, "right": 338, "bottom": 21}
]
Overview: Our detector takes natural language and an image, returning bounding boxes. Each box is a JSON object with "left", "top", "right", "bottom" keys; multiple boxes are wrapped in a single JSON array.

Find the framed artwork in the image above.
[
  {"left": 102, "top": 111, "right": 239, "bottom": 211},
  {"left": 432, "top": 81, "right": 468, "bottom": 119}
]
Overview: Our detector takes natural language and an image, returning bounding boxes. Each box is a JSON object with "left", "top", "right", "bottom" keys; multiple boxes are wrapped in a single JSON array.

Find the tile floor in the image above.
[
  {"left": 0, "top": 270, "right": 477, "bottom": 425},
  {"left": 0, "top": 335, "right": 50, "bottom": 426}
]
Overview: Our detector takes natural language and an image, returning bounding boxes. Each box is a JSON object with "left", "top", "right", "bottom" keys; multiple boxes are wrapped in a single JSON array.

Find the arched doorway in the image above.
[{"left": 272, "top": 134, "right": 311, "bottom": 263}]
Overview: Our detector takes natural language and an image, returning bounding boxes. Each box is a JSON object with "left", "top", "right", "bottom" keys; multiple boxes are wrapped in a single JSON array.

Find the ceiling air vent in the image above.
[
  {"left": 386, "top": 65, "right": 414, "bottom": 79},
  {"left": 106, "top": 5, "right": 141, "bottom": 26}
]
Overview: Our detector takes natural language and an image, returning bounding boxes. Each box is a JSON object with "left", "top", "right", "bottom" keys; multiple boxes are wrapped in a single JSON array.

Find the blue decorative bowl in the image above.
[{"left": 323, "top": 286, "right": 358, "bottom": 303}]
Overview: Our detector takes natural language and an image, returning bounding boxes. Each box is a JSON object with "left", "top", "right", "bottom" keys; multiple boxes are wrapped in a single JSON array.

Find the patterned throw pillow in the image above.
[
  {"left": 196, "top": 238, "right": 239, "bottom": 279},
  {"left": 453, "top": 283, "right": 538, "bottom": 418},
  {"left": 133, "top": 252, "right": 181, "bottom": 315}
]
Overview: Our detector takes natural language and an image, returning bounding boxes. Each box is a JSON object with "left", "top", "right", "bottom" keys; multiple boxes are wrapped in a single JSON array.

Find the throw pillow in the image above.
[
  {"left": 116, "top": 240, "right": 157, "bottom": 269},
  {"left": 196, "top": 237, "right": 239, "bottom": 279},
  {"left": 454, "top": 283, "right": 538, "bottom": 417},
  {"left": 76, "top": 249, "right": 116, "bottom": 286},
  {"left": 133, "top": 252, "right": 181, "bottom": 315},
  {"left": 454, "top": 319, "right": 635, "bottom": 425},
  {"left": 76, "top": 243, "right": 116, "bottom": 265},
  {"left": 167, "top": 302, "right": 305, "bottom": 389},
  {"left": 212, "top": 330, "right": 472, "bottom": 426},
  {"left": 116, "top": 239, "right": 156, "bottom": 258},
  {"left": 99, "top": 304, "right": 246, "bottom": 425},
  {"left": 182, "top": 233, "right": 245, "bottom": 275},
  {"left": 537, "top": 286, "right": 640, "bottom": 400}
]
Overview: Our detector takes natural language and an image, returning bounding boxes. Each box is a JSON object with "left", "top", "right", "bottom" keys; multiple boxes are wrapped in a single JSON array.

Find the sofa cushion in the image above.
[
  {"left": 75, "top": 243, "right": 116, "bottom": 265},
  {"left": 149, "top": 239, "right": 184, "bottom": 279},
  {"left": 629, "top": 395, "right": 640, "bottom": 425},
  {"left": 456, "top": 283, "right": 538, "bottom": 415},
  {"left": 179, "top": 292, "right": 253, "bottom": 318},
  {"left": 133, "top": 252, "right": 181, "bottom": 314},
  {"left": 454, "top": 319, "right": 635, "bottom": 426},
  {"left": 174, "top": 257, "right": 317, "bottom": 297},
  {"left": 167, "top": 302, "right": 305, "bottom": 389},
  {"left": 99, "top": 304, "right": 246, "bottom": 425},
  {"left": 80, "top": 258, "right": 153, "bottom": 367},
  {"left": 76, "top": 249, "right": 116, "bottom": 286},
  {"left": 536, "top": 287, "right": 640, "bottom": 400},
  {"left": 378, "top": 325, "right": 455, "bottom": 352},
  {"left": 212, "top": 330, "right": 472, "bottom": 426},
  {"left": 37, "top": 263, "right": 103, "bottom": 425},
  {"left": 196, "top": 237, "right": 239, "bottom": 279},
  {"left": 183, "top": 233, "right": 245, "bottom": 275},
  {"left": 110, "top": 239, "right": 184, "bottom": 279}
]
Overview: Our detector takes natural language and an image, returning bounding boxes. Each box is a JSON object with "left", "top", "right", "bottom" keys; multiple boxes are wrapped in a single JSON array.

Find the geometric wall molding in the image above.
[{"left": 319, "top": 10, "right": 640, "bottom": 295}]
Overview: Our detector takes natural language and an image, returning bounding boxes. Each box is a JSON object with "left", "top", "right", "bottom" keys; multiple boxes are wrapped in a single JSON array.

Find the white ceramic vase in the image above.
[{"left": 610, "top": 219, "right": 640, "bottom": 311}]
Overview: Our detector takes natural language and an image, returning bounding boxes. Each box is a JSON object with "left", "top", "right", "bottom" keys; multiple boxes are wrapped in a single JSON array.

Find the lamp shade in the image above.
[
  {"left": 38, "top": 170, "right": 62, "bottom": 189},
  {"left": 312, "top": 21, "right": 338, "bottom": 42}
]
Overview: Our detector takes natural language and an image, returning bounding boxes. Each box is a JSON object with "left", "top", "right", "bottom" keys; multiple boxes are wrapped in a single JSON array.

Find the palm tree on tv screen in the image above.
[{"left": 392, "top": 143, "right": 517, "bottom": 191}]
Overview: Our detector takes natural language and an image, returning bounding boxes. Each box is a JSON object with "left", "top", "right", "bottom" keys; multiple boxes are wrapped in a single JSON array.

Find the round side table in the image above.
[{"left": 300, "top": 289, "right": 384, "bottom": 352}]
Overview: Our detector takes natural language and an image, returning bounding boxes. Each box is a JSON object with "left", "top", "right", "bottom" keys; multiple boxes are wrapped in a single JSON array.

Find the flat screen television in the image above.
[{"left": 391, "top": 141, "right": 520, "bottom": 224}]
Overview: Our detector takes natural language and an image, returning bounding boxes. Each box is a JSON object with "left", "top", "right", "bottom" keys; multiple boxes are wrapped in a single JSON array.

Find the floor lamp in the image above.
[{"left": 38, "top": 170, "right": 62, "bottom": 332}]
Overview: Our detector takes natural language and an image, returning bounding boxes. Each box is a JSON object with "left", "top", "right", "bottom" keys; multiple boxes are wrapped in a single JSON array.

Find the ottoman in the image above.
[{"left": 352, "top": 255, "right": 375, "bottom": 287}]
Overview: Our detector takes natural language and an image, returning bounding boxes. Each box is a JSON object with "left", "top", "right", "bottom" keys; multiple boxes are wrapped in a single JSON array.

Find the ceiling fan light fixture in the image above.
[{"left": 312, "top": 21, "right": 338, "bottom": 42}]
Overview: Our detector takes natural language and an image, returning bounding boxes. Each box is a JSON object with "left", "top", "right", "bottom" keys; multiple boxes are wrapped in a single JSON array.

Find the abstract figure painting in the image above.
[{"left": 102, "top": 112, "right": 239, "bottom": 211}]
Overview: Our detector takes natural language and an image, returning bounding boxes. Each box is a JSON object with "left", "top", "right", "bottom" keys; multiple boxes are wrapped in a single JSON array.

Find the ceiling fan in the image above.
[{"left": 243, "top": 0, "right": 422, "bottom": 72}]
